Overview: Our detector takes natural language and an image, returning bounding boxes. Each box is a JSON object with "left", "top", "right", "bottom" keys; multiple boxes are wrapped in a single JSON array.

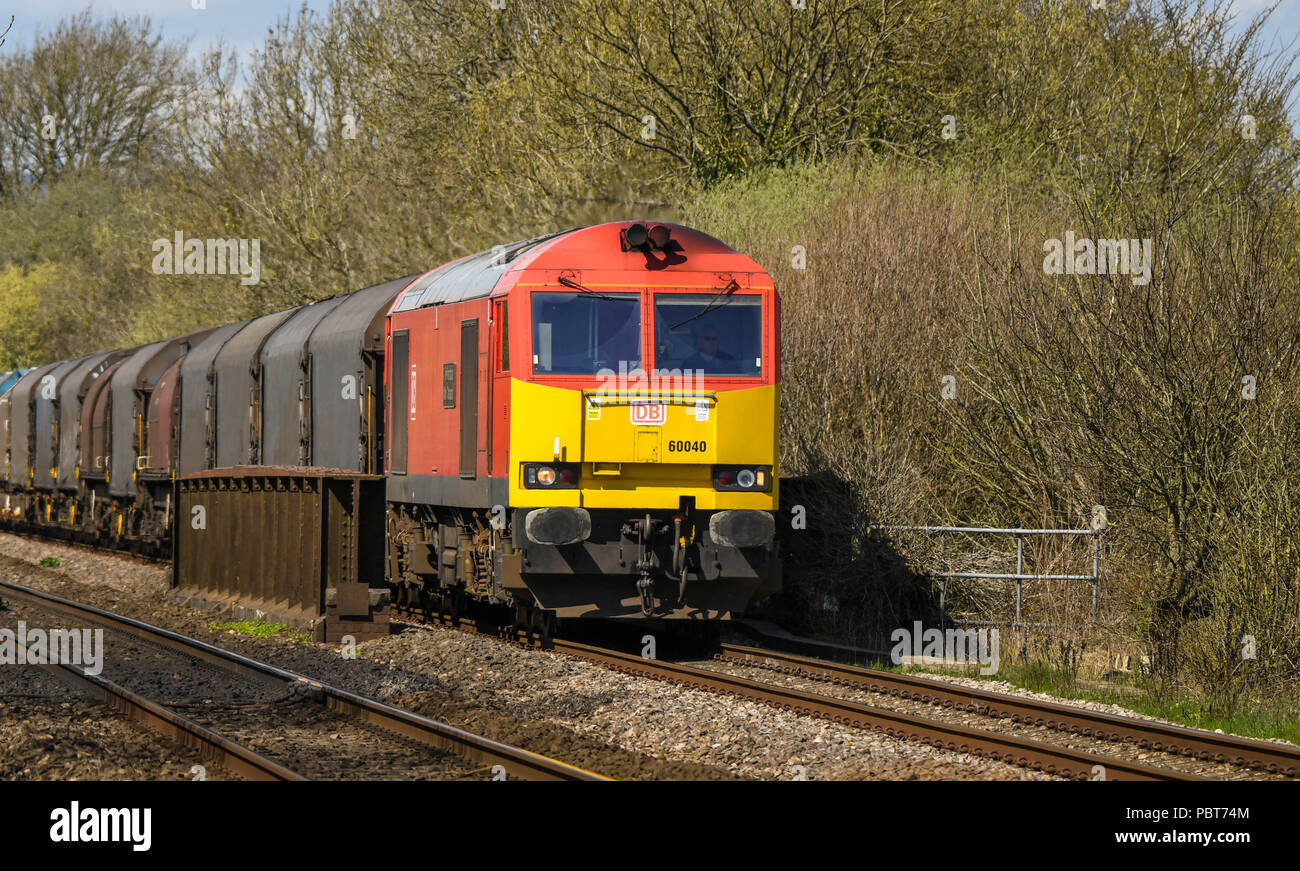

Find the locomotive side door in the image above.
[
  {"left": 489, "top": 298, "right": 510, "bottom": 480},
  {"left": 459, "top": 318, "right": 478, "bottom": 478},
  {"left": 389, "top": 329, "right": 409, "bottom": 475}
]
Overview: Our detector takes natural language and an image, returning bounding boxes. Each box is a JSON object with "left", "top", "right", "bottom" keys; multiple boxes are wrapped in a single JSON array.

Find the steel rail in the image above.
[
  {"left": 396, "top": 608, "right": 1204, "bottom": 780},
  {"left": 718, "top": 642, "right": 1300, "bottom": 777},
  {"left": 38, "top": 661, "right": 306, "bottom": 781},
  {"left": 1, "top": 579, "right": 610, "bottom": 782},
  {"left": 542, "top": 637, "right": 1200, "bottom": 781}
]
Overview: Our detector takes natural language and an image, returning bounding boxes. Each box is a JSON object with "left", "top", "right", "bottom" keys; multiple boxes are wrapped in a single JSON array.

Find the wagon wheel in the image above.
[{"left": 446, "top": 588, "right": 464, "bottom": 623}]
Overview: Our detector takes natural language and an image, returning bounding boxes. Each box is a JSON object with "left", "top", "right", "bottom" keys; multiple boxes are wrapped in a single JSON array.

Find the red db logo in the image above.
[{"left": 630, "top": 402, "right": 667, "bottom": 425}]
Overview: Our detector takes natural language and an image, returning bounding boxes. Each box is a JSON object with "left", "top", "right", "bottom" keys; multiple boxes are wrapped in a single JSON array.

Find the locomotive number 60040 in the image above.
[{"left": 667, "top": 440, "right": 707, "bottom": 452}]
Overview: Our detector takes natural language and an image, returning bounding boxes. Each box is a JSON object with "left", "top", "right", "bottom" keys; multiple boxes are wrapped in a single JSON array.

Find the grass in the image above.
[
  {"left": 37, "top": 556, "right": 59, "bottom": 567},
  {"left": 210, "top": 620, "right": 290, "bottom": 639},
  {"left": 209, "top": 620, "right": 314, "bottom": 644}
]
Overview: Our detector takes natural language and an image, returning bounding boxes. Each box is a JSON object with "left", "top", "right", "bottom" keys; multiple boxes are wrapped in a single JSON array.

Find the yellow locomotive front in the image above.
[{"left": 502, "top": 222, "right": 781, "bottom": 618}]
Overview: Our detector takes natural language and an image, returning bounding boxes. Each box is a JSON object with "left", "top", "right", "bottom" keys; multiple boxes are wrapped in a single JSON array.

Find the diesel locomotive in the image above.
[{"left": 0, "top": 222, "right": 781, "bottom": 621}]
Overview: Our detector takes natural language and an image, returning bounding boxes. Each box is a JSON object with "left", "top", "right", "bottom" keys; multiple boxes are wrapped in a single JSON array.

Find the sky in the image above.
[
  {"left": 1238, "top": 0, "right": 1300, "bottom": 54},
  {"left": 1, "top": 1, "right": 333, "bottom": 59}
]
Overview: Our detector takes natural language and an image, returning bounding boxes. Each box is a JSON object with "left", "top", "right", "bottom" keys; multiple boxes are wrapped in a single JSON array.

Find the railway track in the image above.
[
  {"left": 8, "top": 533, "right": 1291, "bottom": 782},
  {"left": 36, "top": 657, "right": 305, "bottom": 781},
  {"left": 0, "top": 579, "right": 610, "bottom": 781},
  {"left": 547, "top": 637, "right": 1199, "bottom": 781},
  {"left": 713, "top": 643, "right": 1300, "bottom": 780},
  {"left": 395, "top": 608, "right": 1210, "bottom": 781}
]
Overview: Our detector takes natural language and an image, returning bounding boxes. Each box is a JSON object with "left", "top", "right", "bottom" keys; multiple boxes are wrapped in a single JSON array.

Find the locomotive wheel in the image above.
[
  {"left": 524, "top": 607, "right": 556, "bottom": 644},
  {"left": 538, "top": 610, "right": 557, "bottom": 643}
]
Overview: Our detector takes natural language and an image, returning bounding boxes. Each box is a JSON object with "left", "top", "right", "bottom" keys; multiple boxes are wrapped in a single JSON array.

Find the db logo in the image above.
[{"left": 630, "top": 402, "right": 667, "bottom": 425}]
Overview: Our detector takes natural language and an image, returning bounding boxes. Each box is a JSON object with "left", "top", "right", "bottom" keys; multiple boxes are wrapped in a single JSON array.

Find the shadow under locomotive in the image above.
[{"left": 502, "top": 506, "right": 780, "bottom": 620}]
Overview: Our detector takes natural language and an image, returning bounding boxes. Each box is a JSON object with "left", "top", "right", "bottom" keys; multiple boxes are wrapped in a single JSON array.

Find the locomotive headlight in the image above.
[
  {"left": 647, "top": 224, "right": 672, "bottom": 249},
  {"left": 523, "top": 462, "right": 580, "bottom": 489},
  {"left": 622, "top": 223, "right": 649, "bottom": 248},
  {"left": 712, "top": 465, "right": 772, "bottom": 492}
]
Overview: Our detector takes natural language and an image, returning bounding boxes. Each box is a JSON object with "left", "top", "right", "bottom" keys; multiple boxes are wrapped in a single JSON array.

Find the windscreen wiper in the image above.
[
  {"left": 558, "top": 274, "right": 626, "bottom": 301},
  {"left": 670, "top": 279, "right": 740, "bottom": 330}
]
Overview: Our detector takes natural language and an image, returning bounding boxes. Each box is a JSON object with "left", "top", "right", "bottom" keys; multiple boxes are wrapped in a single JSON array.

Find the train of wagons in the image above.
[{"left": 0, "top": 222, "right": 781, "bottom": 621}]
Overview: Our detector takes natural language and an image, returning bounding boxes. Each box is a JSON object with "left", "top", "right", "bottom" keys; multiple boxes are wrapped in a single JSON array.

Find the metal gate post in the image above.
[
  {"left": 1015, "top": 533, "right": 1023, "bottom": 626},
  {"left": 1091, "top": 531, "right": 1100, "bottom": 617},
  {"left": 939, "top": 532, "right": 947, "bottom": 627}
]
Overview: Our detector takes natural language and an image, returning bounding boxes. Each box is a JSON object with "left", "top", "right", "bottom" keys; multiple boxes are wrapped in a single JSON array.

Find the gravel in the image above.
[
  {"left": 0, "top": 532, "right": 1056, "bottom": 780},
  {"left": 0, "top": 652, "right": 240, "bottom": 781}
]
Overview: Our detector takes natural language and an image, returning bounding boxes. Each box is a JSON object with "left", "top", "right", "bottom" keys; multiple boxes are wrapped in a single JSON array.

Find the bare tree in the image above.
[{"left": 0, "top": 11, "right": 188, "bottom": 197}]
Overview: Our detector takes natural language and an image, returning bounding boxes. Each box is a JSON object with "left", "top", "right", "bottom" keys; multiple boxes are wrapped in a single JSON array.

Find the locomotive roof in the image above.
[
  {"left": 392, "top": 229, "right": 575, "bottom": 313},
  {"left": 390, "top": 222, "right": 767, "bottom": 315}
]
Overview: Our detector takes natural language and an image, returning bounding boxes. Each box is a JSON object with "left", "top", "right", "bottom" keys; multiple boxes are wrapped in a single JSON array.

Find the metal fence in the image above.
[{"left": 875, "top": 525, "right": 1102, "bottom": 627}]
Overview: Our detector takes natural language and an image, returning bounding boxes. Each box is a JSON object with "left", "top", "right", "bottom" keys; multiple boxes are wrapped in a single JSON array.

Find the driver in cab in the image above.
[{"left": 682, "top": 326, "right": 735, "bottom": 374}]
